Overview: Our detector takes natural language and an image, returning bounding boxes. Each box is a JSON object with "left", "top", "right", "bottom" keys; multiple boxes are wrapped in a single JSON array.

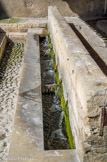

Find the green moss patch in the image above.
[
  {"left": 0, "top": 18, "right": 21, "bottom": 23},
  {"left": 48, "top": 34, "right": 75, "bottom": 149},
  {"left": 57, "top": 79, "right": 75, "bottom": 149}
]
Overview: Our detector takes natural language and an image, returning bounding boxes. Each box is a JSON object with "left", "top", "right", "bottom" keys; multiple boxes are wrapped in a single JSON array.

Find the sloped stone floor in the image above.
[{"left": 0, "top": 42, "right": 24, "bottom": 161}]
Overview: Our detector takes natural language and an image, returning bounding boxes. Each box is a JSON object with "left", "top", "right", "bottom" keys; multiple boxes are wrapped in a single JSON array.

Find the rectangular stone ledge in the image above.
[
  {"left": 5, "top": 28, "right": 48, "bottom": 43},
  {"left": 28, "top": 28, "right": 48, "bottom": 36},
  {"left": 8, "top": 32, "right": 44, "bottom": 161},
  {"left": 6, "top": 32, "right": 27, "bottom": 41},
  {"left": 0, "top": 18, "right": 48, "bottom": 33},
  {"left": 48, "top": 6, "right": 107, "bottom": 162},
  {"left": 48, "top": 6, "right": 107, "bottom": 116},
  {"left": 0, "top": 33, "right": 7, "bottom": 61},
  {"left": 67, "top": 17, "right": 107, "bottom": 65}
]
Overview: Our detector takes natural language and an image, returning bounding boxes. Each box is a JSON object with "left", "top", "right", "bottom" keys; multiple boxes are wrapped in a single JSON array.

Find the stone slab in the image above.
[
  {"left": 65, "top": 17, "right": 107, "bottom": 65},
  {"left": 0, "top": 18, "right": 48, "bottom": 32},
  {"left": 8, "top": 150, "right": 79, "bottom": 162},
  {"left": 6, "top": 32, "right": 27, "bottom": 41},
  {"left": 8, "top": 32, "right": 44, "bottom": 160}
]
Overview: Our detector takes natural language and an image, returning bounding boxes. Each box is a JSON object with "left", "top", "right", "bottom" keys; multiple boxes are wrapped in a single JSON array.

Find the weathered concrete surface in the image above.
[
  {"left": 0, "top": 42, "right": 24, "bottom": 162},
  {"left": 8, "top": 150, "right": 79, "bottom": 162},
  {"left": 8, "top": 29, "right": 79, "bottom": 162},
  {"left": 0, "top": 33, "right": 7, "bottom": 61},
  {"left": 48, "top": 6, "right": 107, "bottom": 162},
  {"left": 0, "top": 18, "right": 48, "bottom": 33},
  {"left": 0, "top": 0, "right": 104, "bottom": 18},
  {"left": 8, "top": 31, "right": 44, "bottom": 159},
  {"left": 65, "top": 17, "right": 107, "bottom": 66},
  {"left": 6, "top": 32, "right": 27, "bottom": 41},
  {"left": 5, "top": 28, "right": 48, "bottom": 40},
  {"left": 28, "top": 28, "right": 48, "bottom": 36}
]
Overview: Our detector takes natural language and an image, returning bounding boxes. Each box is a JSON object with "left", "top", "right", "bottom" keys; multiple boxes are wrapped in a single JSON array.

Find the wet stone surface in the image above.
[
  {"left": 0, "top": 42, "right": 24, "bottom": 161},
  {"left": 40, "top": 37, "right": 70, "bottom": 150}
]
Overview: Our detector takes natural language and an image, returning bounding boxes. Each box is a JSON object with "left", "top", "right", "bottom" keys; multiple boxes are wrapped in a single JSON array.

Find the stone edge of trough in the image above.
[
  {"left": 48, "top": 6, "right": 107, "bottom": 162},
  {"left": 8, "top": 28, "right": 80, "bottom": 162},
  {"left": 0, "top": 18, "right": 48, "bottom": 33}
]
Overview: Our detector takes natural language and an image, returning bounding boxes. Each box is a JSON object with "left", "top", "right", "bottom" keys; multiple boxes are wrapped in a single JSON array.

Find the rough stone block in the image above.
[{"left": 48, "top": 6, "right": 107, "bottom": 162}]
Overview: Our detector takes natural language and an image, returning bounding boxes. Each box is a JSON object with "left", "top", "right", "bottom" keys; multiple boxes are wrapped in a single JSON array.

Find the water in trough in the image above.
[{"left": 40, "top": 37, "right": 70, "bottom": 150}]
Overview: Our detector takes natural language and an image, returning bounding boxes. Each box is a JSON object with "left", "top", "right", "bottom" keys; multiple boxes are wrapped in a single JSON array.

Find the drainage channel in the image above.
[
  {"left": 70, "top": 23, "right": 107, "bottom": 76},
  {"left": 40, "top": 36, "right": 74, "bottom": 150}
]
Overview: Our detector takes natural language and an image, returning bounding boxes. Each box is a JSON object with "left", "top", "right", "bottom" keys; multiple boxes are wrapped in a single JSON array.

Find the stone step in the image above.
[{"left": 0, "top": 33, "right": 7, "bottom": 61}]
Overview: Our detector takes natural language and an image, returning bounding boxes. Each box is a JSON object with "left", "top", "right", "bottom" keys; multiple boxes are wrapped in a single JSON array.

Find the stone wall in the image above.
[
  {"left": 48, "top": 6, "right": 107, "bottom": 162},
  {"left": 0, "top": 0, "right": 73, "bottom": 18},
  {"left": 63, "top": 0, "right": 105, "bottom": 17},
  {"left": 0, "top": 0, "right": 105, "bottom": 18}
]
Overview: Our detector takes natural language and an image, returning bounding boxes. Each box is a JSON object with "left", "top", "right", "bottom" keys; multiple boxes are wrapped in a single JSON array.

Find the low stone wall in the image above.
[
  {"left": 0, "top": 18, "right": 47, "bottom": 32},
  {"left": 0, "top": 0, "right": 74, "bottom": 18},
  {"left": 48, "top": 6, "right": 107, "bottom": 162},
  {"left": 0, "top": 0, "right": 104, "bottom": 18}
]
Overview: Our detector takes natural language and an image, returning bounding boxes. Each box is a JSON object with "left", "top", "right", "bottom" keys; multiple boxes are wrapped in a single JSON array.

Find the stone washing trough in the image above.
[{"left": 0, "top": 6, "right": 107, "bottom": 162}]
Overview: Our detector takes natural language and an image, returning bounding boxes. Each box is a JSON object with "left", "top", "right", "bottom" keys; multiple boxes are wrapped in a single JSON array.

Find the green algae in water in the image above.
[
  {"left": 48, "top": 35, "right": 75, "bottom": 149},
  {"left": 57, "top": 79, "right": 75, "bottom": 149}
]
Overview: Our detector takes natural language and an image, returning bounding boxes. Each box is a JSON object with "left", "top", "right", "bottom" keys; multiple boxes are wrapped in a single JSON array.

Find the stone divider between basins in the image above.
[
  {"left": 0, "top": 18, "right": 47, "bottom": 33},
  {"left": 48, "top": 6, "right": 107, "bottom": 162}
]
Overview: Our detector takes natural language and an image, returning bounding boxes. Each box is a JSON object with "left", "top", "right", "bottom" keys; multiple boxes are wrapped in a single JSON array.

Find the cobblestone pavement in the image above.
[{"left": 0, "top": 42, "right": 24, "bottom": 162}]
